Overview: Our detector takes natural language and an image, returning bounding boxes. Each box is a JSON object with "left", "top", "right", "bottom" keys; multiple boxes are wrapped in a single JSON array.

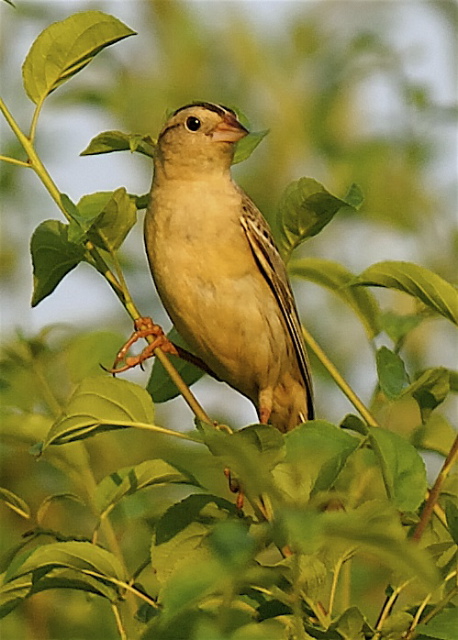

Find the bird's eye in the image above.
[{"left": 185, "top": 116, "right": 201, "bottom": 132}]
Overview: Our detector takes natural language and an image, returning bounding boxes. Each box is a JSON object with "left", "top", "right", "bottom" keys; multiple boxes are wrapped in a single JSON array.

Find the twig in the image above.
[
  {"left": 301, "top": 325, "right": 379, "bottom": 427},
  {"left": 412, "top": 434, "right": 458, "bottom": 541}
]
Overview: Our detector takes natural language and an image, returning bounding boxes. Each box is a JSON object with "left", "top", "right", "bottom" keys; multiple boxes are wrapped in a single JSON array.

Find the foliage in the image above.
[{"left": 1, "top": 8, "right": 457, "bottom": 640}]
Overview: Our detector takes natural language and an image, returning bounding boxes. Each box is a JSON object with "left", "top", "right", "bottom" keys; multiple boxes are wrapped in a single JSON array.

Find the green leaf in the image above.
[
  {"left": 322, "top": 502, "right": 439, "bottom": 589},
  {"left": 0, "top": 575, "right": 33, "bottom": 619},
  {"left": 84, "top": 188, "right": 137, "bottom": 251},
  {"left": 147, "top": 327, "right": 205, "bottom": 403},
  {"left": 354, "top": 261, "right": 458, "bottom": 326},
  {"left": 30, "top": 219, "right": 85, "bottom": 306},
  {"left": 35, "top": 566, "right": 120, "bottom": 601},
  {"left": 36, "top": 493, "right": 85, "bottom": 527},
  {"left": 160, "top": 555, "right": 225, "bottom": 621},
  {"left": 279, "top": 421, "right": 360, "bottom": 502},
  {"left": 368, "top": 427, "right": 426, "bottom": 511},
  {"left": 403, "top": 368, "right": 450, "bottom": 423},
  {"left": 343, "top": 183, "right": 364, "bottom": 209},
  {"left": 7, "top": 541, "right": 126, "bottom": 582},
  {"left": 155, "top": 494, "right": 238, "bottom": 546},
  {"left": 0, "top": 487, "right": 30, "bottom": 519},
  {"left": 289, "top": 257, "right": 380, "bottom": 338},
  {"left": 75, "top": 191, "right": 116, "bottom": 230},
  {"left": 273, "top": 509, "right": 324, "bottom": 555},
  {"left": 4, "top": 542, "right": 126, "bottom": 602},
  {"left": 330, "top": 607, "right": 373, "bottom": 640},
  {"left": 0, "top": 540, "right": 34, "bottom": 575},
  {"left": 411, "top": 414, "right": 457, "bottom": 456},
  {"left": 80, "top": 130, "right": 156, "bottom": 158},
  {"left": 276, "top": 178, "right": 355, "bottom": 260},
  {"left": 277, "top": 502, "right": 439, "bottom": 590},
  {"left": 449, "top": 369, "right": 458, "bottom": 392},
  {"left": 154, "top": 519, "right": 214, "bottom": 588},
  {"left": 416, "top": 608, "right": 458, "bottom": 639},
  {"left": 209, "top": 520, "right": 255, "bottom": 570},
  {"left": 95, "top": 459, "right": 200, "bottom": 519},
  {"left": 340, "top": 413, "right": 368, "bottom": 436},
  {"left": 43, "top": 376, "right": 155, "bottom": 448},
  {"left": 379, "top": 311, "right": 424, "bottom": 345},
  {"left": 22, "top": 11, "right": 136, "bottom": 105},
  {"left": 141, "top": 611, "right": 206, "bottom": 640},
  {"left": 65, "top": 330, "right": 125, "bottom": 383},
  {"left": 380, "top": 611, "right": 414, "bottom": 638},
  {"left": 0, "top": 560, "right": 122, "bottom": 615},
  {"left": 134, "top": 193, "right": 150, "bottom": 210},
  {"left": 228, "top": 620, "right": 288, "bottom": 640},
  {"left": 233, "top": 129, "right": 269, "bottom": 164},
  {"left": 198, "top": 422, "right": 284, "bottom": 502},
  {"left": 376, "top": 346, "right": 410, "bottom": 399}
]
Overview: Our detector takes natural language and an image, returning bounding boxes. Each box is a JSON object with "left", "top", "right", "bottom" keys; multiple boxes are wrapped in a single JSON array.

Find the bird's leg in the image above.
[
  {"left": 258, "top": 388, "right": 273, "bottom": 424},
  {"left": 108, "top": 317, "right": 179, "bottom": 374}
]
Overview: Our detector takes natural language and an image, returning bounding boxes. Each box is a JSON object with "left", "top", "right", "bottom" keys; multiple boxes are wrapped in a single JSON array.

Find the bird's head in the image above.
[{"left": 154, "top": 102, "right": 249, "bottom": 178}]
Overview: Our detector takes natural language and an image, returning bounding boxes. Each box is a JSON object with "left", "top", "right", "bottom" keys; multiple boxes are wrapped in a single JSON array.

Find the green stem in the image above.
[
  {"left": 290, "top": 557, "right": 308, "bottom": 640},
  {"left": 111, "top": 604, "right": 127, "bottom": 640},
  {"left": 0, "top": 154, "right": 30, "bottom": 168},
  {"left": 413, "top": 583, "right": 458, "bottom": 629},
  {"left": 328, "top": 550, "right": 354, "bottom": 617},
  {"left": 29, "top": 99, "right": 45, "bottom": 143},
  {"left": 1, "top": 97, "right": 73, "bottom": 222},
  {"left": 75, "top": 451, "right": 138, "bottom": 623},
  {"left": 84, "top": 242, "right": 126, "bottom": 302},
  {"left": 405, "top": 593, "right": 432, "bottom": 640},
  {"left": 373, "top": 580, "right": 411, "bottom": 636},
  {"left": 301, "top": 325, "right": 379, "bottom": 427},
  {"left": 83, "top": 571, "right": 159, "bottom": 608},
  {"left": 123, "top": 420, "right": 203, "bottom": 441}
]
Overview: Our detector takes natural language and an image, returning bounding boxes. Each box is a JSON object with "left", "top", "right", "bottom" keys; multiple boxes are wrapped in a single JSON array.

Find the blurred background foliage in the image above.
[{"left": 0, "top": 1, "right": 457, "bottom": 637}]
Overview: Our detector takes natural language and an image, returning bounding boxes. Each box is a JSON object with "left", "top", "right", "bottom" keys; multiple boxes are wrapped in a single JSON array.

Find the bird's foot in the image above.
[
  {"left": 108, "top": 317, "right": 178, "bottom": 374},
  {"left": 259, "top": 406, "right": 271, "bottom": 425}
]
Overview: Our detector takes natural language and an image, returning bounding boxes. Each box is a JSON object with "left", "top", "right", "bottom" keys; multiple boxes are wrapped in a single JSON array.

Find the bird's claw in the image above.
[{"left": 108, "top": 317, "right": 178, "bottom": 374}]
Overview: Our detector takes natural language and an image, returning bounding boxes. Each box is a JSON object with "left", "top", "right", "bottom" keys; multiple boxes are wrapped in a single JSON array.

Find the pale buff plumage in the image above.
[{"left": 144, "top": 102, "right": 314, "bottom": 431}]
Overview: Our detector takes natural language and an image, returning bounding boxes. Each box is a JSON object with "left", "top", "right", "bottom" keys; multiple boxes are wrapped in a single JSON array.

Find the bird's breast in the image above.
[
  {"left": 144, "top": 178, "right": 287, "bottom": 399},
  {"left": 146, "top": 178, "right": 254, "bottom": 280}
]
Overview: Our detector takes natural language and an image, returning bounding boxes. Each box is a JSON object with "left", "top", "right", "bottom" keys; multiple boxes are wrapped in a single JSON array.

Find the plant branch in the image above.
[
  {"left": 328, "top": 550, "right": 354, "bottom": 617},
  {"left": 412, "top": 433, "right": 458, "bottom": 541},
  {"left": 0, "top": 154, "right": 30, "bottom": 167},
  {"left": 410, "top": 581, "right": 458, "bottom": 634},
  {"left": 83, "top": 570, "right": 159, "bottom": 608},
  {"left": 1, "top": 97, "right": 75, "bottom": 222},
  {"left": 301, "top": 325, "right": 379, "bottom": 427},
  {"left": 404, "top": 592, "right": 432, "bottom": 640},
  {"left": 29, "top": 99, "right": 45, "bottom": 143},
  {"left": 101, "top": 419, "right": 203, "bottom": 442},
  {"left": 373, "top": 579, "right": 411, "bottom": 636},
  {"left": 111, "top": 603, "right": 127, "bottom": 640}
]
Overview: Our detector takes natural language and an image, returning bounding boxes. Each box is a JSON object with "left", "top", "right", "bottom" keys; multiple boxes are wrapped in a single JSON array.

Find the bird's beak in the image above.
[{"left": 211, "top": 114, "right": 249, "bottom": 143}]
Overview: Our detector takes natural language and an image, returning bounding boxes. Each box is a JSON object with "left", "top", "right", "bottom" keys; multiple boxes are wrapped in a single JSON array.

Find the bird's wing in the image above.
[{"left": 239, "top": 191, "right": 314, "bottom": 419}]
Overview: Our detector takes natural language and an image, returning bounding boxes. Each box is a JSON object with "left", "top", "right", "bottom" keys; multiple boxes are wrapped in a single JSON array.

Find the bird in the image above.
[{"left": 141, "top": 101, "right": 314, "bottom": 432}]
